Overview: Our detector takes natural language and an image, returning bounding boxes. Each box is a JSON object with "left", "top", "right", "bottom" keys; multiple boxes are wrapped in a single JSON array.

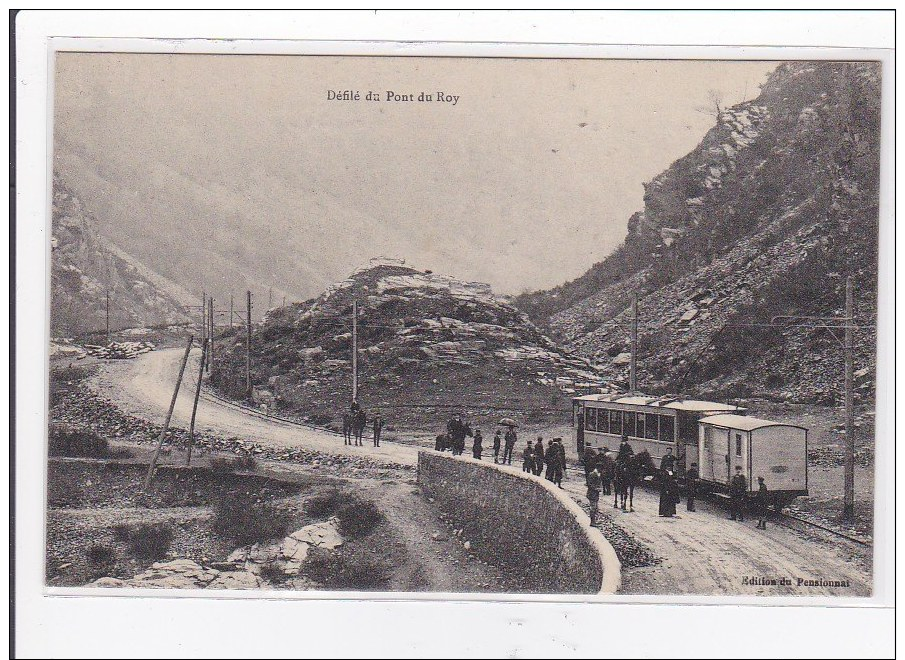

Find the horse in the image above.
[{"left": 613, "top": 450, "right": 654, "bottom": 512}]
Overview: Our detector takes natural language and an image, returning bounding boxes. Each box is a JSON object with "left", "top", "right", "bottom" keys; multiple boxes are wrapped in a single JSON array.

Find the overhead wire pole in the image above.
[
  {"left": 201, "top": 291, "right": 207, "bottom": 345},
  {"left": 229, "top": 294, "right": 234, "bottom": 330},
  {"left": 352, "top": 299, "right": 358, "bottom": 402},
  {"left": 186, "top": 337, "right": 209, "bottom": 466},
  {"left": 105, "top": 290, "right": 111, "bottom": 345},
  {"left": 630, "top": 293, "right": 638, "bottom": 392},
  {"left": 144, "top": 335, "right": 193, "bottom": 490},
  {"left": 246, "top": 290, "right": 252, "bottom": 400},
  {"left": 843, "top": 276, "right": 855, "bottom": 521},
  {"left": 208, "top": 296, "right": 214, "bottom": 373}
]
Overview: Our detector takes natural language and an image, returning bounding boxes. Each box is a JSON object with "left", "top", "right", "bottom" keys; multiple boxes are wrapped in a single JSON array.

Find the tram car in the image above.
[{"left": 573, "top": 394, "right": 808, "bottom": 506}]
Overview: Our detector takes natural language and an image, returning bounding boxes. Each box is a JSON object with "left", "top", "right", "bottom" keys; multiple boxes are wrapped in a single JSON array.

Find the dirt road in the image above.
[{"left": 91, "top": 348, "right": 873, "bottom": 597}]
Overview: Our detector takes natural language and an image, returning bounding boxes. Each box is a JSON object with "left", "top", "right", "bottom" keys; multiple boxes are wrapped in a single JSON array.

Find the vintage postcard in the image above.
[{"left": 45, "top": 47, "right": 884, "bottom": 601}]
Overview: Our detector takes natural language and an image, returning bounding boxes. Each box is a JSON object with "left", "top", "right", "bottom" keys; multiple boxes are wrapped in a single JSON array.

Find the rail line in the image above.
[{"left": 774, "top": 512, "right": 873, "bottom": 548}]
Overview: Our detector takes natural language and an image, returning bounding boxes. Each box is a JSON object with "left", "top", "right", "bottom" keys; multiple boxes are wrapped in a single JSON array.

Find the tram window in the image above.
[
  {"left": 635, "top": 413, "right": 645, "bottom": 438},
  {"left": 736, "top": 433, "right": 742, "bottom": 457},
  {"left": 645, "top": 413, "right": 658, "bottom": 440},
  {"left": 598, "top": 408, "right": 609, "bottom": 433},
  {"left": 586, "top": 408, "right": 597, "bottom": 432},
  {"left": 659, "top": 415, "right": 674, "bottom": 443},
  {"left": 624, "top": 412, "right": 636, "bottom": 438},
  {"left": 610, "top": 410, "right": 622, "bottom": 436}
]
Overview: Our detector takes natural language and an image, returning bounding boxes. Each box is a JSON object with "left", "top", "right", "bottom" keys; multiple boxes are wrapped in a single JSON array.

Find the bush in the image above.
[
  {"left": 259, "top": 562, "right": 291, "bottom": 585},
  {"left": 86, "top": 544, "right": 115, "bottom": 567},
  {"left": 112, "top": 524, "right": 132, "bottom": 542},
  {"left": 49, "top": 427, "right": 112, "bottom": 458},
  {"left": 126, "top": 523, "right": 174, "bottom": 560},
  {"left": 306, "top": 489, "right": 346, "bottom": 519},
  {"left": 335, "top": 499, "right": 385, "bottom": 539},
  {"left": 303, "top": 551, "right": 391, "bottom": 590},
  {"left": 212, "top": 492, "right": 292, "bottom": 546}
]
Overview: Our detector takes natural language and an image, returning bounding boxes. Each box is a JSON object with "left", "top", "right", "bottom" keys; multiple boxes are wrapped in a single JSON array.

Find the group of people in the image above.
[
  {"left": 520, "top": 437, "right": 567, "bottom": 487},
  {"left": 584, "top": 437, "right": 771, "bottom": 529},
  {"left": 341, "top": 400, "right": 383, "bottom": 447}
]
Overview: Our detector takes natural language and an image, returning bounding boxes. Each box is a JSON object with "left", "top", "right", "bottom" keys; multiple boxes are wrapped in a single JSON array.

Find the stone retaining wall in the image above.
[{"left": 417, "top": 451, "right": 621, "bottom": 594}]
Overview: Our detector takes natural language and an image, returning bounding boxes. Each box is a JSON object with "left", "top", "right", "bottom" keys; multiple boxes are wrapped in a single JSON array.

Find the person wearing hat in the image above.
[
  {"left": 503, "top": 426, "right": 517, "bottom": 465},
  {"left": 471, "top": 428, "right": 483, "bottom": 460},
  {"left": 492, "top": 430, "right": 502, "bottom": 463},
  {"left": 755, "top": 476, "right": 770, "bottom": 529},
  {"left": 533, "top": 437, "right": 545, "bottom": 476},
  {"left": 552, "top": 438, "right": 566, "bottom": 488},
  {"left": 372, "top": 411, "right": 383, "bottom": 447},
  {"left": 685, "top": 461, "right": 700, "bottom": 512},
  {"left": 729, "top": 465, "right": 748, "bottom": 521},
  {"left": 586, "top": 464, "right": 602, "bottom": 526},
  {"left": 597, "top": 448, "right": 614, "bottom": 495},
  {"left": 522, "top": 439, "right": 534, "bottom": 473}
]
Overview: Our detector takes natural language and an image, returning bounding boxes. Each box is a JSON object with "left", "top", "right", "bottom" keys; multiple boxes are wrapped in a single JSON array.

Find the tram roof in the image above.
[
  {"left": 698, "top": 413, "right": 806, "bottom": 432},
  {"left": 573, "top": 393, "right": 745, "bottom": 413}
]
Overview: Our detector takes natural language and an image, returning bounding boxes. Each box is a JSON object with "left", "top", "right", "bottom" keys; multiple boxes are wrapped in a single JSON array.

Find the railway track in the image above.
[{"left": 774, "top": 511, "right": 873, "bottom": 547}]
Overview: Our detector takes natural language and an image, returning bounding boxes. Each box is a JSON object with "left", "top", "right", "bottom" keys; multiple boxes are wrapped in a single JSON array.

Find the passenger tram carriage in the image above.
[{"left": 573, "top": 394, "right": 808, "bottom": 508}]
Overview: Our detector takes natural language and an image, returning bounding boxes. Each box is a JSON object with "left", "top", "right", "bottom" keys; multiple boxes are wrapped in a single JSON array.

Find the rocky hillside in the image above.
[
  {"left": 209, "top": 264, "right": 604, "bottom": 430},
  {"left": 515, "top": 62, "right": 880, "bottom": 405},
  {"left": 51, "top": 174, "right": 191, "bottom": 336}
]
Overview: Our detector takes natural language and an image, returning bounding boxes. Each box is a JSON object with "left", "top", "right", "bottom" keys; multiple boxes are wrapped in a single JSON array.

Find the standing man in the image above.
[
  {"left": 354, "top": 406, "right": 367, "bottom": 446},
  {"left": 597, "top": 448, "right": 614, "bottom": 496},
  {"left": 522, "top": 439, "right": 534, "bottom": 473},
  {"left": 583, "top": 444, "right": 597, "bottom": 482},
  {"left": 552, "top": 438, "right": 566, "bottom": 488},
  {"left": 503, "top": 426, "right": 517, "bottom": 465},
  {"left": 586, "top": 464, "right": 602, "bottom": 527},
  {"left": 755, "top": 477, "right": 769, "bottom": 529},
  {"left": 472, "top": 428, "right": 483, "bottom": 460},
  {"left": 533, "top": 437, "right": 545, "bottom": 475},
  {"left": 372, "top": 412, "right": 383, "bottom": 447},
  {"left": 686, "top": 461, "right": 699, "bottom": 512},
  {"left": 729, "top": 465, "right": 747, "bottom": 521},
  {"left": 492, "top": 430, "right": 502, "bottom": 464}
]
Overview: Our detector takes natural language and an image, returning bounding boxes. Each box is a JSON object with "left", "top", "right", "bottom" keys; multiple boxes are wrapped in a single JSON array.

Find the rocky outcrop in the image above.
[
  {"left": 516, "top": 62, "right": 880, "bottom": 404},
  {"left": 89, "top": 559, "right": 264, "bottom": 590},
  {"left": 223, "top": 518, "right": 344, "bottom": 577},
  {"left": 51, "top": 173, "right": 190, "bottom": 336}
]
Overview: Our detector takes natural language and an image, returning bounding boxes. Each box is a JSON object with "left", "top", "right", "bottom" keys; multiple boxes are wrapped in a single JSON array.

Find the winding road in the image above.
[{"left": 90, "top": 347, "right": 873, "bottom": 597}]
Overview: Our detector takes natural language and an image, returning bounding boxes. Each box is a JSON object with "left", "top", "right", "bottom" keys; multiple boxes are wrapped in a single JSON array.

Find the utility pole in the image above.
[
  {"left": 843, "top": 276, "right": 855, "bottom": 521},
  {"left": 352, "top": 299, "right": 358, "bottom": 402},
  {"left": 268, "top": 287, "right": 273, "bottom": 310},
  {"left": 201, "top": 291, "right": 207, "bottom": 344},
  {"left": 105, "top": 290, "right": 111, "bottom": 345},
  {"left": 186, "top": 337, "right": 208, "bottom": 466},
  {"left": 246, "top": 290, "right": 252, "bottom": 400},
  {"left": 229, "top": 294, "right": 234, "bottom": 330},
  {"left": 144, "top": 335, "right": 193, "bottom": 489},
  {"left": 629, "top": 293, "right": 638, "bottom": 392},
  {"left": 207, "top": 296, "right": 214, "bottom": 373}
]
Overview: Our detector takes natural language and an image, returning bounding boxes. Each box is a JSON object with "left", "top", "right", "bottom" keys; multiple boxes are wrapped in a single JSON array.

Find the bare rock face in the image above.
[
  {"left": 207, "top": 570, "right": 266, "bottom": 590},
  {"left": 128, "top": 559, "right": 220, "bottom": 589},
  {"left": 224, "top": 517, "right": 344, "bottom": 577}
]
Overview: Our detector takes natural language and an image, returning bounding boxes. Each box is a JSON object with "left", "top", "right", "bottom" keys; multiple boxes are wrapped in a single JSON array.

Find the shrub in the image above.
[
  {"left": 259, "top": 562, "right": 291, "bottom": 585},
  {"left": 48, "top": 427, "right": 110, "bottom": 458},
  {"left": 86, "top": 544, "right": 115, "bottom": 567},
  {"left": 212, "top": 492, "right": 292, "bottom": 546},
  {"left": 112, "top": 524, "right": 132, "bottom": 542},
  {"left": 126, "top": 523, "right": 174, "bottom": 560},
  {"left": 335, "top": 498, "right": 385, "bottom": 539},
  {"left": 306, "top": 489, "right": 346, "bottom": 519},
  {"left": 303, "top": 551, "right": 391, "bottom": 590}
]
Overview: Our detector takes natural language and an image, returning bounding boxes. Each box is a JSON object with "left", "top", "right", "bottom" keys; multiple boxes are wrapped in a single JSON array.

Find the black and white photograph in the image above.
[{"left": 41, "top": 48, "right": 884, "bottom": 601}]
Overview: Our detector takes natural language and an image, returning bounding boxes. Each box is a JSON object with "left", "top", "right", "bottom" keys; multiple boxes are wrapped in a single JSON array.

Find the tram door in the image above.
[{"left": 701, "top": 425, "right": 732, "bottom": 484}]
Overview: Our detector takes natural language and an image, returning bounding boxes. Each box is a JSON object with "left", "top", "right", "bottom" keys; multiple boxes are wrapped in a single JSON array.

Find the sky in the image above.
[{"left": 53, "top": 53, "right": 777, "bottom": 299}]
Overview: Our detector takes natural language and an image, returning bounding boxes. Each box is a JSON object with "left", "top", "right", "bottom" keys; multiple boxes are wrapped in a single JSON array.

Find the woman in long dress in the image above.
[{"left": 659, "top": 470, "right": 678, "bottom": 517}]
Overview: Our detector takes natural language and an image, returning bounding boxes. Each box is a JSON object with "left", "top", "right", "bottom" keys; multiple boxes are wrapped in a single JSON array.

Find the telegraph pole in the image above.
[
  {"left": 105, "top": 290, "right": 111, "bottom": 345},
  {"left": 144, "top": 335, "right": 193, "bottom": 489},
  {"left": 207, "top": 296, "right": 214, "bottom": 373},
  {"left": 352, "top": 299, "right": 358, "bottom": 402},
  {"left": 201, "top": 291, "right": 207, "bottom": 344},
  {"left": 229, "top": 294, "right": 234, "bottom": 330},
  {"left": 186, "top": 337, "right": 209, "bottom": 466},
  {"left": 246, "top": 290, "right": 252, "bottom": 399},
  {"left": 629, "top": 293, "right": 638, "bottom": 392},
  {"left": 843, "top": 276, "right": 855, "bottom": 521},
  {"left": 268, "top": 287, "right": 273, "bottom": 310}
]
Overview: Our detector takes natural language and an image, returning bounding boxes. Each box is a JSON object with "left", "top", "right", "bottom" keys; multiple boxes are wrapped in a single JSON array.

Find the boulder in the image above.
[{"left": 207, "top": 571, "right": 265, "bottom": 590}]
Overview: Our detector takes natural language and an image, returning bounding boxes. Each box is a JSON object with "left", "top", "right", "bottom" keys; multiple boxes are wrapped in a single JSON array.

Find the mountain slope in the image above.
[
  {"left": 209, "top": 264, "right": 604, "bottom": 430},
  {"left": 515, "top": 61, "right": 881, "bottom": 404},
  {"left": 51, "top": 173, "right": 191, "bottom": 336}
]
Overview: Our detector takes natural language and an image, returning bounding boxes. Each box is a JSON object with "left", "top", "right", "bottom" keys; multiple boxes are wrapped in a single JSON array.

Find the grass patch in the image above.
[
  {"left": 306, "top": 490, "right": 385, "bottom": 539},
  {"left": 303, "top": 549, "right": 391, "bottom": 590},
  {"left": 124, "top": 523, "right": 174, "bottom": 561},
  {"left": 212, "top": 491, "right": 292, "bottom": 546},
  {"left": 48, "top": 426, "right": 132, "bottom": 459},
  {"left": 210, "top": 455, "right": 258, "bottom": 474},
  {"left": 306, "top": 489, "right": 345, "bottom": 518}
]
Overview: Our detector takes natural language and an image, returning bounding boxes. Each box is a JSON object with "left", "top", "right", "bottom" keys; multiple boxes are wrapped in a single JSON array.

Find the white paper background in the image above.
[{"left": 13, "top": 9, "right": 896, "bottom": 659}]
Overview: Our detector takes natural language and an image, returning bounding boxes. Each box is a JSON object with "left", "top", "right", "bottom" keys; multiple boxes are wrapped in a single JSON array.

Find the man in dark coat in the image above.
[
  {"left": 472, "top": 428, "right": 483, "bottom": 460},
  {"left": 755, "top": 476, "right": 769, "bottom": 529},
  {"left": 544, "top": 439, "right": 556, "bottom": 482},
  {"left": 353, "top": 407, "right": 367, "bottom": 446},
  {"left": 597, "top": 448, "right": 614, "bottom": 496},
  {"left": 729, "top": 465, "right": 747, "bottom": 521},
  {"left": 617, "top": 436, "right": 634, "bottom": 466},
  {"left": 586, "top": 465, "right": 602, "bottom": 526},
  {"left": 685, "top": 461, "right": 699, "bottom": 512},
  {"left": 583, "top": 445, "right": 597, "bottom": 481},
  {"left": 503, "top": 427, "right": 517, "bottom": 465},
  {"left": 552, "top": 438, "right": 566, "bottom": 487},
  {"left": 372, "top": 412, "right": 383, "bottom": 447},
  {"left": 522, "top": 440, "right": 534, "bottom": 473},
  {"left": 492, "top": 430, "right": 502, "bottom": 463},
  {"left": 533, "top": 437, "right": 545, "bottom": 475}
]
